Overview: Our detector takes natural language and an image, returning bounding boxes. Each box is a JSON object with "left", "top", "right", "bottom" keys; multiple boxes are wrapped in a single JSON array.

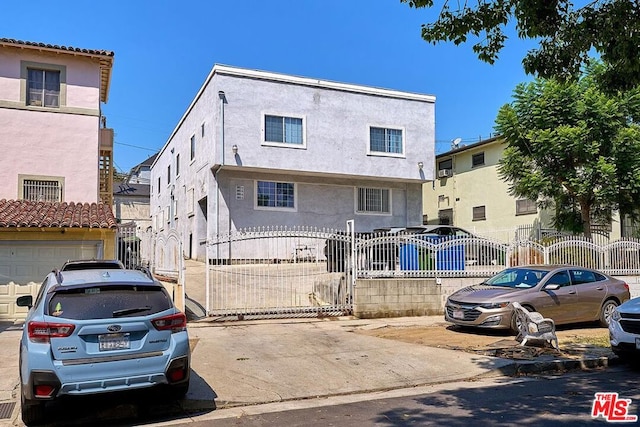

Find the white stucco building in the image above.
[{"left": 151, "top": 65, "right": 435, "bottom": 261}]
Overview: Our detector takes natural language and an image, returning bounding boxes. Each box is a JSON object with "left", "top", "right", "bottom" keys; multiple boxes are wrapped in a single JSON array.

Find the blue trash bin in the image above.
[{"left": 399, "top": 243, "right": 419, "bottom": 270}]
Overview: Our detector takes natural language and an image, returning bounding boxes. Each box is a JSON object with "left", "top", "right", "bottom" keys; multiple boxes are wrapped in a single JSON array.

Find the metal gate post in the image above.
[{"left": 347, "top": 219, "right": 355, "bottom": 302}]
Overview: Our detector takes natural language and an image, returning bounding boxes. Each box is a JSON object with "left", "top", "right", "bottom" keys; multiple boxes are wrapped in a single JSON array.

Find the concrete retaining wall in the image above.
[
  {"left": 353, "top": 279, "right": 441, "bottom": 319},
  {"left": 353, "top": 275, "right": 640, "bottom": 319}
]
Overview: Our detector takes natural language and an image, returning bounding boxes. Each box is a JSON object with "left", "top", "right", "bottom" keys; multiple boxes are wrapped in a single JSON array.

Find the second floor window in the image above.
[
  {"left": 264, "top": 115, "right": 303, "bottom": 145},
  {"left": 167, "top": 165, "right": 171, "bottom": 184},
  {"left": 256, "top": 181, "right": 295, "bottom": 209},
  {"left": 27, "top": 68, "right": 60, "bottom": 108},
  {"left": 516, "top": 199, "right": 537, "bottom": 215},
  {"left": 370, "top": 127, "right": 403, "bottom": 155},
  {"left": 473, "top": 205, "right": 486, "bottom": 221},
  {"left": 190, "top": 135, "right": 196, "bottom": 161},
  {"left": 472, "top": 152, "right": 485, "bottom": 167},
  {"left": 22, "top": 178, "right": 62, "bottom": 202},
  {"left": 176, "top": 154, "right": 180, "bottom": 177},
  {"left": 357, "top": 187, "right": 390, "bottom": 214}
]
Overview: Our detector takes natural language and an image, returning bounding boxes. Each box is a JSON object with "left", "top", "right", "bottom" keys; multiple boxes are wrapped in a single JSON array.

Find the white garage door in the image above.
[{"left": 0, "top": 241, "right": 101, "bottom": 285}]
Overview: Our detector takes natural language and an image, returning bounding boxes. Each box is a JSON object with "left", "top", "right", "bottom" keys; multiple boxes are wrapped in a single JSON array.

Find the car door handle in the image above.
[
  {"left": 568, "top": 290, "right": 576, "bottom": 294},
  {"left": 596, "top": 287, "right": 604, "bottom": 291}
]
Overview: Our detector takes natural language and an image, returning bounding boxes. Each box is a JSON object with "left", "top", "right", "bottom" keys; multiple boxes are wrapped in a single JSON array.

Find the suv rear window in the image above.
[{"left": 47, "top": 285, "right": 173, "bottom": 320}]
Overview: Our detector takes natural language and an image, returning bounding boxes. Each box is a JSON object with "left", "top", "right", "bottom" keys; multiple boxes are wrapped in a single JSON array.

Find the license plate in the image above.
[
  {"left": 99, "top": 333, "right": 130, "bottom": 351},
  {"left": 453, "top": 309, "right": 465, "bottom": 320},
  {"left": 636, "top": 338, "right": 640, "bottom": 350}
]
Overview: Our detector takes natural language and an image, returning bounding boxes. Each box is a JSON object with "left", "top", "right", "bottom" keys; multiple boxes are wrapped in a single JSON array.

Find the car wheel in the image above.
[
  {"left": 510, "top": 305, "right": 533, "bottom": 336},
  {"left": 21, "top": 392, "right": 45, "bottom": 426},
  {"left": 599, "top": 300, "right": 618, "bottom": 327}
]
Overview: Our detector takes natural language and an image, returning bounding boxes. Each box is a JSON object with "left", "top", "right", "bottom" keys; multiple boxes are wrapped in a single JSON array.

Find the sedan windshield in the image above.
[{"left": 485, "top": 268, "right": 548, "bottom": 289}]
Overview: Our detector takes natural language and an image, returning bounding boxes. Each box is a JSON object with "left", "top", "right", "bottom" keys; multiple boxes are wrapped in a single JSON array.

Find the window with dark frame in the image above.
[
  {"left": 190, "top": 135, "right": 195, "bottom": 161},
  {"left": 357, "top": 187, "right": 390, "bottom": 214},
  {"left": 516, "top": 199, "right": 537, "bottom": 215},
  {"left": 167, "top": 165, "right": 171, "bottom": 184},
  {"left": 176, "top": 154, "right": 180, "bottom": 177},
  {"left": 438, "top": 159, "right": 452, "bottom": 171},
  {"left": 472, "top": 206, "right": 486, "bottom": 221},
  {"left": 472, "top": 152, "right": 485, "bottom": 167}
]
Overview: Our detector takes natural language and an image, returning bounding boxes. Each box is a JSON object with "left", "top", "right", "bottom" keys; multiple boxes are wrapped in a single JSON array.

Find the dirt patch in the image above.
[{"left": 354, "top": 320, "right": 612, "bottom": 360}]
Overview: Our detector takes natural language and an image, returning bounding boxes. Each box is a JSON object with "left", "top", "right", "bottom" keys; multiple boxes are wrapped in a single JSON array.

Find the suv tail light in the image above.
[
  {"left": 152, "top": 312, "right": 186, "bottom": 333},
  {"left": 28, "top": 322, "right": 75, "bottom": 343}
]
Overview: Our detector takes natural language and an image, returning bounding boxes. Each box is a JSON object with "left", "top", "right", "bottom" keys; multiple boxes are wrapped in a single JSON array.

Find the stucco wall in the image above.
[
  {"left": 0, "top": 47, "right": 102, "bottom": 203},
  {"left": 151, "top": 66, "right": 436, "bottom": 263}
]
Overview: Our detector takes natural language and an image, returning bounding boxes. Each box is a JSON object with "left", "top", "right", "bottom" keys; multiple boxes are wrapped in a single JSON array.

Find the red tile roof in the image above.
[
  {"left": 0, "top": 38, "right": 114, "bottom": 57},
  {"left": 0, "top": 199, "right": 117, "bottom": 229}
]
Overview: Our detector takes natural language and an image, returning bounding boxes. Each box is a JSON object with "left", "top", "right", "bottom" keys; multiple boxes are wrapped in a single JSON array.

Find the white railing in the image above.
[{"left": 353, "top": 233, "right": 640, "bottom": 278}]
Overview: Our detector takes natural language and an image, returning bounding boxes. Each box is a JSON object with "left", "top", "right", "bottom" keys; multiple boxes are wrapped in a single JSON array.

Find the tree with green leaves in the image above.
[
  {"left": 495, "top": 62, "right": 640, "bottom": 238},
  {"left": 402, "top": 0, "right": 640, "bottom": 92}
]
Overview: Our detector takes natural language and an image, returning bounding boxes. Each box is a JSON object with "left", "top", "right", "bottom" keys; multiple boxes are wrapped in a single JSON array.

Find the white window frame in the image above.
[
  {"left": 254, "top": 180, "right": 297, "bottom": 211},
  {"left": 261, "top": 113, "right": 306, "bottom": 149},
  {"left": 355, "top": 187, "right": 392, "bottom": 215},
  {"left": 190, "top": 135, "right": 196, "bottom": 162},
  {"left": 18, "top": 174, "right": 64, "bottom": 202},
  {"left": 187, "top": 188, "right": 195, "bottom": 217},
  {"left": 367, "top": 125, "right": 405, "bottom": 158}
]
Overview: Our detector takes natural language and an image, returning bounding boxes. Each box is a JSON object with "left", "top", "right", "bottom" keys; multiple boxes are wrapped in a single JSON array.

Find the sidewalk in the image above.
[{"left": 182, "top": 315, "right": 618, "bottom": 413}]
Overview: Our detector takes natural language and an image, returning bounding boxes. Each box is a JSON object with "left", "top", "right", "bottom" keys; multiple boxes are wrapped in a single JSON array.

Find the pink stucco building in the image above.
[{"left": 0, "top": 38, "right": 117, "bottom": 299}]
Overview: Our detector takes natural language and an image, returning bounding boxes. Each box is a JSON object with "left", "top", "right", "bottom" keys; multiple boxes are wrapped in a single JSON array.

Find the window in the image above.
[
  {"left": 472, "top": 206, "right": 486, "bottom": 221},
  {"left": 27, "top": 68, "right": 60, "bottom": 107},
  {"left": 570, "top": 269, "right": 597, "bottom": 285},
  {"left": 201, "top": 123, "right": 205, "bottom": 138},
  {"left": 516, "top": 199, "right": 537, "bottom": 215},
  {"left": 256, "top": 181, "right": 295, "bottom": 209},
  {"left": 176, "top": 154, "right": 180, "bottom": 177},
  {"left": 48, "top": 285, "right": 172, "bottom": 320},
  {"left": 264, "top": 115, "right": 304, "bottom": 145},
  {"left": 190, "top": 135, "right": 196, "bottom": 161},
  {"left": 157, "top": 177, "right": 161, "bottom": 195},
  {"left": 438, "top": 159, "right": 452, "bottom": 171},
  {"left": 187, "top": 188, "right": 195, "bottom": 216},
  {"left": 472, "top": 152, "right": 485, "bottom": 167},
  {"left": 19, "top": 175, "right": 63, "bottom": 202},
  {"left": 357, "top": 187, "right": 390, "bottom": 214},
  {"left": 167, "top": 165, "right": 171, "bottom": 184},
  {"left": 438, "top": 209, "right": 453, "bottom": 225},
  {"left": 547, "top": 271, "right": 571, "bottom": 287},
  {"left": 369, "top": 127, "right": 403, "bottom": 154}
]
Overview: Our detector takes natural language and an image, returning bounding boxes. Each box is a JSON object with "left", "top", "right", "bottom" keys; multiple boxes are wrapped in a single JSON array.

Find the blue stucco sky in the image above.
[{"left": 2, "top": 0, "right": 536, "bottom": 173}]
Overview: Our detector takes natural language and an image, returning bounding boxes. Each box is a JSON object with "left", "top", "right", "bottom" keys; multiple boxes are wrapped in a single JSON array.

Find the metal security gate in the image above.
[
  {"left": 116, "top": 223, "right": 141, "bottom": 269},
  {"left": 205, "top": 224, "right": 355, "bottom": 320}
]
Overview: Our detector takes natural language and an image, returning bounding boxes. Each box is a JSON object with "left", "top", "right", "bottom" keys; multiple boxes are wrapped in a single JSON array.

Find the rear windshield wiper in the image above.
[{"left": 113, "top": 306, "right": 152, "bottom": 317}]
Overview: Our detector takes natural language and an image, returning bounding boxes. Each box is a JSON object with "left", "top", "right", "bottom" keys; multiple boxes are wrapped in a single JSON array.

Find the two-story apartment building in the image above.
[
  {"left": 424, "top": 136, "right": 623, "bottom": 242},
  {"left": 0, "top": 38, "right": 117, "bottom": 289},
  {"left": 151, "top": 65, "right": 435, "bottom": 262}
]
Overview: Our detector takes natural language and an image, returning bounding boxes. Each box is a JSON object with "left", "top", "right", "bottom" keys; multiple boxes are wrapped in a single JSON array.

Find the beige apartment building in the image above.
[{"left": 423, "top": 136, "right": 623, "bottom": 242}]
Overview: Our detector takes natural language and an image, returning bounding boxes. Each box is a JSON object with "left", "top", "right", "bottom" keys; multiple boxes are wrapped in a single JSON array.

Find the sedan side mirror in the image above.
[
  {"left": 16, "top": 295, "right": 33, "bottom": 308},
  {"left": 544, "top": 284, "right": 561, "bottom": 291}
]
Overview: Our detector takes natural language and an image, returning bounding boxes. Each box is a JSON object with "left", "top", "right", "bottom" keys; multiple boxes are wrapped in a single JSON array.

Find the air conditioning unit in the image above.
[{"left": 438, "top": 169, "right": 452, "bottom": 178}]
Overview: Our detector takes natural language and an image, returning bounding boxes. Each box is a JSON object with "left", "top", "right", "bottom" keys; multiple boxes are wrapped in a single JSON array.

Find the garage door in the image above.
[{"left": 0, "top": 241, "right": 101, "bottom": 285}]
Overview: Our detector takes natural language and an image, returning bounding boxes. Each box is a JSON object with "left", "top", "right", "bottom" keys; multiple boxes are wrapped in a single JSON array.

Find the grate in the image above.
[{"left": 0, "top": 402, "right": 15, "bottom": 419}]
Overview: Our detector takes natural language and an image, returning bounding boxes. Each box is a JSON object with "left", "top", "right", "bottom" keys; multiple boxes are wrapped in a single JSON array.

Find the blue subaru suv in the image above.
[{"left": 16, "top": 268, "right": 190, "bottom": 425}]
